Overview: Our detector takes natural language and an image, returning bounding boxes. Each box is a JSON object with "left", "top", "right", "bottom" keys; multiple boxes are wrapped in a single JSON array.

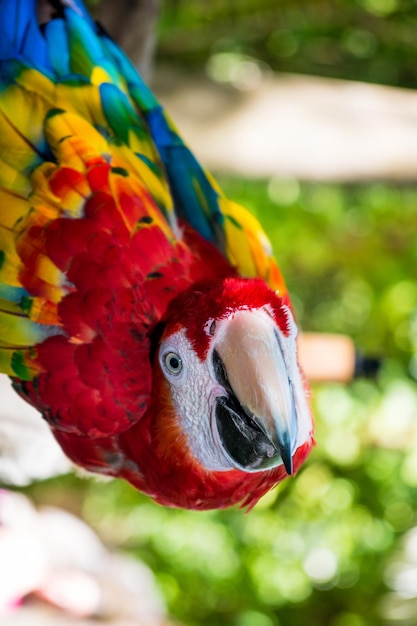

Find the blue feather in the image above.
[
  {"left": 65, "top": 9, "right": 105, "bottom": 76},
  {"left": 45, "top": 18, "right": 70, "bottom": 76},
  {"left": 145, "top": 107, "right": 224, "bottom": 244},
  {"left": 0, "top": 0, "right": 51, "bottom": 70},
  {"left": 0, "top": 285, "right": 30, "bottom": 304},
  {"left": 101, "top": 36, "right": 158, "bottom": 112}
]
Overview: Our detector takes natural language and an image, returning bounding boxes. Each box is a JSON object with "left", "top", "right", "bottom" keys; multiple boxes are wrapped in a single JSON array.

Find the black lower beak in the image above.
[{"left": 216, "top": 396, "right": 283, "bottom": 472}]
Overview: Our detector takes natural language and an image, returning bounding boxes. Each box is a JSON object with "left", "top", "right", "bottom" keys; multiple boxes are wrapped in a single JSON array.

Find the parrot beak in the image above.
[{"left": 213, "top": 309, "right": 297, "bottom": 475}]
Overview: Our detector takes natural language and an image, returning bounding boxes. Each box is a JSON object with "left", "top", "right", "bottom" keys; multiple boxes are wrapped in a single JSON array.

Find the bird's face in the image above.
[{"left": 158, "top": 285, "right": 312, "bottom": 477}]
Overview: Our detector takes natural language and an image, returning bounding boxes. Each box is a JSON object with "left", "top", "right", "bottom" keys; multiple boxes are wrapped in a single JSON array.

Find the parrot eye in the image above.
[{"left": 163, "top": 351, "right": 183, "bottom": 375}]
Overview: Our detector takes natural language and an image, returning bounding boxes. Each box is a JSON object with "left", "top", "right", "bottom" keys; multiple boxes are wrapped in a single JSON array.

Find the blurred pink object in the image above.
[{"left": 0, "top": 490, "right": 170, "bottom": 625}]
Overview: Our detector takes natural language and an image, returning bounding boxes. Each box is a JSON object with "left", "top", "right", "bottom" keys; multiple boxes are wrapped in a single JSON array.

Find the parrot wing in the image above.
[
  {"left": 0, "top": 0, "right": 201, "bottom": 440},
  {"left": 0, "top": 0, "right": 285, "bottom": 442}
]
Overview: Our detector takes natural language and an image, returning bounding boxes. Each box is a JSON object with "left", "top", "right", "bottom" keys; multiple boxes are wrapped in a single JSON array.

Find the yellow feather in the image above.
[
  {"left": 220, "top": 198, "right": 288, "bottom": 295},
  {"left": 107, "top": 168, "right": 173, "bottom": 240},
  {"left": 13, "top": 68, "right": 109, "bottom": 133},
  {"left": 29, "top": 163, "right": 62, "bottom": 217},
  {"left": 34, "top": 254, "right": 63, "bottom": 290},
  {"left": 110, "top": 142, "right": 174, "bottom": 215},
  {"left": 44, "top": 109, "right": 109, "bottom": 165},
  {"left": 0, "top": 82, "right": 48, "bottom": 151},
  {"left": 0, "top": 188, "right": 30, "bottom": 229},
  {"left": 55, "top": 136, "right": 90, "bottom": 173},
  {"left": 0, "top": 349, "right": 15, "bottom": 376},
  {"left": 0, "top": 108, "right": 40, "bottom": 173},
  {"left": 127, "top": 127, "right": 158, "bottom": 164},
  {"left": 0, "top": 159, "right": 32, "bottom": 197},
  {"left": 14, "top": 68, "right": 55, "bottom": 105},
  {"left": 0, "top": 226, "right": 22, "bottom": 287},
  {"left": 56, "top": 82, "right": 108, "bottom": 129},
  {"left": 0, "top": 307, "right": 42, "bottom": 347},
  {"left": 91, "top": 66, "right": 113, "bottom": 87}
]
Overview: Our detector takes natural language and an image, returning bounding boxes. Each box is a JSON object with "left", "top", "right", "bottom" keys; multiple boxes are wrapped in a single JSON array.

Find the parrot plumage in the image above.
[{"left": 0, "top": 0, "right": 313, "bottom": 509}]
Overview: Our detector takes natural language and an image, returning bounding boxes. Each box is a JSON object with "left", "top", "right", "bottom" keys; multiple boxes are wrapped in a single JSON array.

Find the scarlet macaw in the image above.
[{"left": 0, "top": 0, "right": 313, "bottom": 509}]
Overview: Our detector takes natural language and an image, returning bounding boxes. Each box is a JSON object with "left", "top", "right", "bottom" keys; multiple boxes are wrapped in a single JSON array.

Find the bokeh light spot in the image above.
[
  {"left": 268, "top": 176, "right": 300, "bottom": 206},
  {"left": 303, "top": 547, "right": 338, "bottom": 583}
]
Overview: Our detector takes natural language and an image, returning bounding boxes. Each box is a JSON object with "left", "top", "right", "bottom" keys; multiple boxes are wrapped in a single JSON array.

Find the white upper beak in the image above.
[{"left": 214, "top": 308, "right": 298, "bottom": 474}]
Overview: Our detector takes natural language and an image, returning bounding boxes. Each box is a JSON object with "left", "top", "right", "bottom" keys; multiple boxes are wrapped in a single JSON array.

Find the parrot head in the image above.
[{"left": 119, "top": 277, "right": 313, "bottom": 510}]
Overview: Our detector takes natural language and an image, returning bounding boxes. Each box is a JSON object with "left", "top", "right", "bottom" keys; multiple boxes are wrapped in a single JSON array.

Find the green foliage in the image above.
[{"left": 157, "top": 0, "right": 417, "bottom": 88}]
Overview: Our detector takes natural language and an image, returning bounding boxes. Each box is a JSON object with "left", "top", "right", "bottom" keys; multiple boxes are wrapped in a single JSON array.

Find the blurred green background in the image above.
[
  {"left": 156, "top": 0, "right": 417, "bottom": 87},
  {"left": 26, "top": 2, "right": 417, "bottom": 626}
]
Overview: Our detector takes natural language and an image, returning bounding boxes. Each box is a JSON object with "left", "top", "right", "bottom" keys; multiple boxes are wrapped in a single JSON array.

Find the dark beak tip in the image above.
[
  {"left": 284, "top": 458, "right": 294, "bottom": 476},
  {"left": 280, "top": 447, "right": 294, "bottom": 476}
]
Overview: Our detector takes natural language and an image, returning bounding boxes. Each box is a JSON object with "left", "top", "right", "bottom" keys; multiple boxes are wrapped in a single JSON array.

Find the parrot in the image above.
[{"left": 0, "top": 0, "right": 314, "bottom": 510}]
